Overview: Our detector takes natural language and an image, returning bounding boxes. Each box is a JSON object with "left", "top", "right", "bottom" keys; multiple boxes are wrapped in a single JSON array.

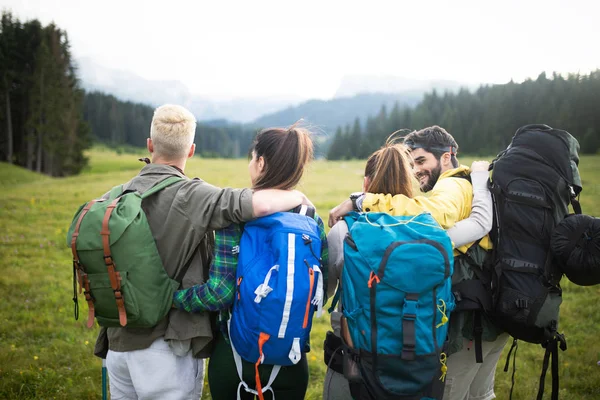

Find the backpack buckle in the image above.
[
  {"left": 83, "top": 290, "right": 94, "bottom": 302},
  {"left": 515, "top": 298, "right": 529, "bottom": 309},
  {"left": 453, "top": 291, "right": 463, "bottom": 303},
  {"left": 103, "top": 255, "right": 115, "bottom": 266}
]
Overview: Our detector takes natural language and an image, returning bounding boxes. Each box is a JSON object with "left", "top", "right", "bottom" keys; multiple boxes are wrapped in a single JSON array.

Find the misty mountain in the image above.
[
  {"left": 75, "top": 57, "right": 304, "bottom": 123},
  {"left": 334, "top": 75, "right": 476, "bottom": 98},
  {"left": 251, "top": 92, "right": 423, "bottom": 133}
]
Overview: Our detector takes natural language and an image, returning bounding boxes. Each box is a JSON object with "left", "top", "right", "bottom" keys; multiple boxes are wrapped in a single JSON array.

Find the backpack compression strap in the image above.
[
  {"left": 70, "top": 200, "right": 99, "bottom": 328},
  {"left": 228, "top": 321, "right": 281, "bottom": 400},
  {"left": 101, "top": 198, "right": 128, "bottom": 327}
]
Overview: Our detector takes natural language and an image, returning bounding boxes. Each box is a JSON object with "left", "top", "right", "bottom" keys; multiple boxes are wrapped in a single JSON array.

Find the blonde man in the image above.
[{"left": 96, "top": 104, "right": 310, "bottom": 400}]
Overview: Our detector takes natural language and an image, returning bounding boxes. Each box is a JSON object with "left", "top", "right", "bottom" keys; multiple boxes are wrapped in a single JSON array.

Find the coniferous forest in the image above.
[
  {"left": 327, "top": 71, "right": 600, "bottom": 159},
  {"left": 2, "top": 12, "right": 600, "bottom": 176},
  {"left": 0, "top": 12, "right": 90, "bottom": 176},
  {"left": 82, "top": 91, "right": 257, "bottom": 159}
]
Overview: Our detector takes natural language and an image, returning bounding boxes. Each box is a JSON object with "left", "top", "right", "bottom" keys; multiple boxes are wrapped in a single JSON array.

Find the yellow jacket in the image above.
[{"left": 362, "top": 165, "right": 491, "bottom": 254}]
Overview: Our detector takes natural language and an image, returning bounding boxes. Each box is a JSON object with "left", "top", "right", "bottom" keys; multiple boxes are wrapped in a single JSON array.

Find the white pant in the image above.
[
  {"left": 106, "top": 337, "right": 205, "bottom": 400},
  {"left": 443, "top": 333, "right": 509, "bottom": 400}
]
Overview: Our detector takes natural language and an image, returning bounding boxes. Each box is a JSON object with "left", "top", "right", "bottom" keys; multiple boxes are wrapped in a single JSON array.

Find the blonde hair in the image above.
[{"left": 150, "top": 104, "right": 196, "bottom": 160}]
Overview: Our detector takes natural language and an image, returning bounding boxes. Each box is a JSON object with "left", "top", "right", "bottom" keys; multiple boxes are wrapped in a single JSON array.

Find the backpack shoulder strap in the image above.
[
  {"left": 291, "top": 204, "right": 316, "bottom": 218},
  {"left": 452, "top": 173, "right": 472, "bottom": 184},
  {"left": 107, "top": 185, "right": 124, "bottom": 201},
  {"left": 343, "top": 211, "right": 360, "bottom": 230},
  {"left": 140, "top": 176, "right": 185, "bottom": 199}
]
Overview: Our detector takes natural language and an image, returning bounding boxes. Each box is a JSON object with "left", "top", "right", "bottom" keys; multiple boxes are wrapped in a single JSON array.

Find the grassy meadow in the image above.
[{"left": 1, "top": 147, "right": 600, "bottom": 399}]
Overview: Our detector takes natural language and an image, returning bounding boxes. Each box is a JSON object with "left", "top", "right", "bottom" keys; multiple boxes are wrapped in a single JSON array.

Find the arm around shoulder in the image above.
[
  {"left": 446, "top": 170, "right": 492, "bottom": 248},
  {"left": 326, "top": 221, "right": 348, "bottom": 300},
  {"left": 251, "top": 189, "right": 306, "bottom": 218}
]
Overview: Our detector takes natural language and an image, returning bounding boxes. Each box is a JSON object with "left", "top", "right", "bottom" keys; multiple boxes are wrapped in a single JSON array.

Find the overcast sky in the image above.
[{"left": 3, "top": 0, "right": 600, "bottom": 99}]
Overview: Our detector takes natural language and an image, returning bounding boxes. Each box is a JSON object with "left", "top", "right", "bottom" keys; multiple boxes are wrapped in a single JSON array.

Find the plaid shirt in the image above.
[{"left": 173, "top": 211, "right": 329, "bottom": 313}]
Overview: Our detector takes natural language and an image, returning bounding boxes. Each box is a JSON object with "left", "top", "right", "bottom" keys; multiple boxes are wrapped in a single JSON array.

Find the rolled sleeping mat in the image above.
[{"left": 551, "top": 214, "right": 600, "bottom": 286}]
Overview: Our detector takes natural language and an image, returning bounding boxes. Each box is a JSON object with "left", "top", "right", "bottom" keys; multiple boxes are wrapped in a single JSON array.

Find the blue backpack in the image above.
[
  {"left": 229, "top": 207, "right": 324, "bottom": 399},
  {"left": 341, "top": 212, "right": 454, "bottom": 400}
]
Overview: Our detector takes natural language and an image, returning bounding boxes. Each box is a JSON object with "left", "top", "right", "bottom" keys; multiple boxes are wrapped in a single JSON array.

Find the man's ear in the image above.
[
  {"left": 147, "top": 138, "right": 154, "bottom": 154},
  {"left": 188, "top": 143, "right": 196, "bottom": 158},
  {"left": 441, "top": 152, "right": 452, "bottom": 168}
]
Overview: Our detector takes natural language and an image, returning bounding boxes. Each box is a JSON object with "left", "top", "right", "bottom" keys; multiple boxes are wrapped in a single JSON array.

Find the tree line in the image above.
[
  {"left": 327, "top": 71, "right": 600, "bottom": 159},
  {"left": 0, "top": 12, "right": 90, "bottom": 176},
  {"left": 0, "top": 12, "right": 259, "bottom": 177},
  {"left": 4, "top": 12, "right": 600, "bottom": 176},
  {"left": 83, "top": 91, "right": 257, "bottom": 159}
]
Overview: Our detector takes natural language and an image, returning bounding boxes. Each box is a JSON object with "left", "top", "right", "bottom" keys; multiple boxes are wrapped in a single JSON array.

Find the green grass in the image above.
[{"left": 1, "top": 150, "right": 599, "bottom": 399}]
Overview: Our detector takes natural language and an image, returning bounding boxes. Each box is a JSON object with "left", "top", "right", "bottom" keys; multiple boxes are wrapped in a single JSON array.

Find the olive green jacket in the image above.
[{"left": 95, "top": 163, "right": 253, "bottom": 358}]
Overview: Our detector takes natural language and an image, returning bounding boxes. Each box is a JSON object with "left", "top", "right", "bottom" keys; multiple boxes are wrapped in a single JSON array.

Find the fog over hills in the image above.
[
  {"left": 333, "top": 74, "right": 476, "bottom": 98},
  {"left": 76, "top": 57, "right": 477, "bottom": 131},
  {"left": 76, "top": 57, "right": 305, "bottom": 123}
]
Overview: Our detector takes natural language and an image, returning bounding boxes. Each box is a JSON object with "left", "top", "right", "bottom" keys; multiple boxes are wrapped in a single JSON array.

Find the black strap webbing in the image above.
[
  {"left": 562, "top": 216, "right": 592, "bottom": 258},
  {"left": 452, "top": 279, "right": 492, "bottom": 313},
  {"left": 571, "top": 197, "right": 582, "bottom": 215},
  {"left": 504, "top": 338, "right": 519, "bottom": 400},
  {"left": 473, "top": 312, "right": 483, "bottom": 363},
  {"left": 537, "top": 339, "right": 555, "bottom": 400},
  {"left": 328, "top": 287, "right": 341, "bottom": 314},
  {"left": 401, "top": 293, "right": 419, "bottom": 361},
  {"left": 537, "top": 335, "right": 566, "bottom": 400},
  {"left": 72, "top": 263, "right": 79, "bottom": 320}
]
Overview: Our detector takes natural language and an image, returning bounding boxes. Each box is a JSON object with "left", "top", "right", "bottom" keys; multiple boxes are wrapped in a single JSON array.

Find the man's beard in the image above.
[{"left": 417, "top": 163, "right": 442, "bottom": 193}]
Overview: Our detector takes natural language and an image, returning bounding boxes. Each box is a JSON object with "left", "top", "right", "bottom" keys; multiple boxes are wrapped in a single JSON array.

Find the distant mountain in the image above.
[
  {"left": 334, "top": 75, "right": 476, "bottom": 98},
  {"left": 252, "top": 92, "right": 423, "bottom": 133},
  {"left": 75, "top": 58, "right": 304, "bottom": 123}
]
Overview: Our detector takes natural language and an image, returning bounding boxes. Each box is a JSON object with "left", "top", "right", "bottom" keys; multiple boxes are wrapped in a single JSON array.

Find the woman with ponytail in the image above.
[
  {"left": 173, "top": 123, "right": 328, "bottom": 400},
  {"left": 322, "top": 133, "right": 492, "bottom": 400}
]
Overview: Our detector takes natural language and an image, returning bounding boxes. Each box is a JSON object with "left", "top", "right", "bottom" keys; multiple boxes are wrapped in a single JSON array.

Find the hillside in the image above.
[
  {"left": 252, "top": 92, "right": 423, "bottom": 132},
  {"left": 0, "top": 162, "right": 50, "bottom": 188}
]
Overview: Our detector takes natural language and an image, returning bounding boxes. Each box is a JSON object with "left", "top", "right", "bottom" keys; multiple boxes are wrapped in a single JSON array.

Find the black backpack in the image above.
[{"left": 488, "top": 124, "right": 582, "bottom": 400}]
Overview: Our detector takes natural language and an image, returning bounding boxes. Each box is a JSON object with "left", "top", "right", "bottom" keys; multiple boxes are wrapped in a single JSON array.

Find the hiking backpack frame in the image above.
[{"left": 488, "top": 124, "right": 582, "bottom": 400}]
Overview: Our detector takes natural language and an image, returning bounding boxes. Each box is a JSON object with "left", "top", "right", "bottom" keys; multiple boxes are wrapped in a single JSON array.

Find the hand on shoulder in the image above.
[{"left": 470, "top": 160, "right": 490, "bottom": 173}]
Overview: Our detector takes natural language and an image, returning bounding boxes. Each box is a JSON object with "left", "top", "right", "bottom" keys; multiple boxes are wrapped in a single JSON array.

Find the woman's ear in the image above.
[
  {"left": 257, "top": 156, "right": 265, "bottom": 173},
  {"left": 363, "top": 176, "right": 371, "bottom": 192}
]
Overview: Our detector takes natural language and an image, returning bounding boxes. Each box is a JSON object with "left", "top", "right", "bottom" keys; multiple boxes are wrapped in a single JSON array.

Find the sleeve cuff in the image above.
[
  {"left": 470, "top": 170, "right": 490, "bottom": 191},
  {"left": 241, "top": 188, "right": 255, "bottom": 220},
  {"left": 356, "top": 194, "right": 365, "bottom": 211}
]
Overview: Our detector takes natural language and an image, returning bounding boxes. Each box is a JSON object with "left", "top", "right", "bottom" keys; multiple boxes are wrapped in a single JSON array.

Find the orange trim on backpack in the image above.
[
  {"left": 303, "top": 268, "right": 315, "bottom": 329},
  {"left": 237, "top": 277, "right": 243, "bottom": 301},
  {"left": 367, "top": 271, "right": 380, "bottom": 288},
  {"left": 254, "top": 332, "right": 270, "bottom": 400}
]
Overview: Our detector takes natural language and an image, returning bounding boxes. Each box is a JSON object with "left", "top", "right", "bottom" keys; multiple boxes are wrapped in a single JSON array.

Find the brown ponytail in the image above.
[
  {"left": 364, "top": 133, "right": 413, "bottom": 197},
  {"left": 250, "top": 122, "right": 314, "bottom": 190}
]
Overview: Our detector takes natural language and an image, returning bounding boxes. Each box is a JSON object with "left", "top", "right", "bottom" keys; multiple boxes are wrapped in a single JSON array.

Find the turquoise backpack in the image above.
[{"left": 341, "top": 212, "right": 454, "bottom": 400}]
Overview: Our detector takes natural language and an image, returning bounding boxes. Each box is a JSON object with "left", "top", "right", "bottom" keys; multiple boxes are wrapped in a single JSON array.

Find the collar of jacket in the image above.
[
  {"left": 138, "top": 163, "right": 187, "bottom": 177},
  {"left": 439, "top": 165, "right": 471, "bottom": 180}
]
